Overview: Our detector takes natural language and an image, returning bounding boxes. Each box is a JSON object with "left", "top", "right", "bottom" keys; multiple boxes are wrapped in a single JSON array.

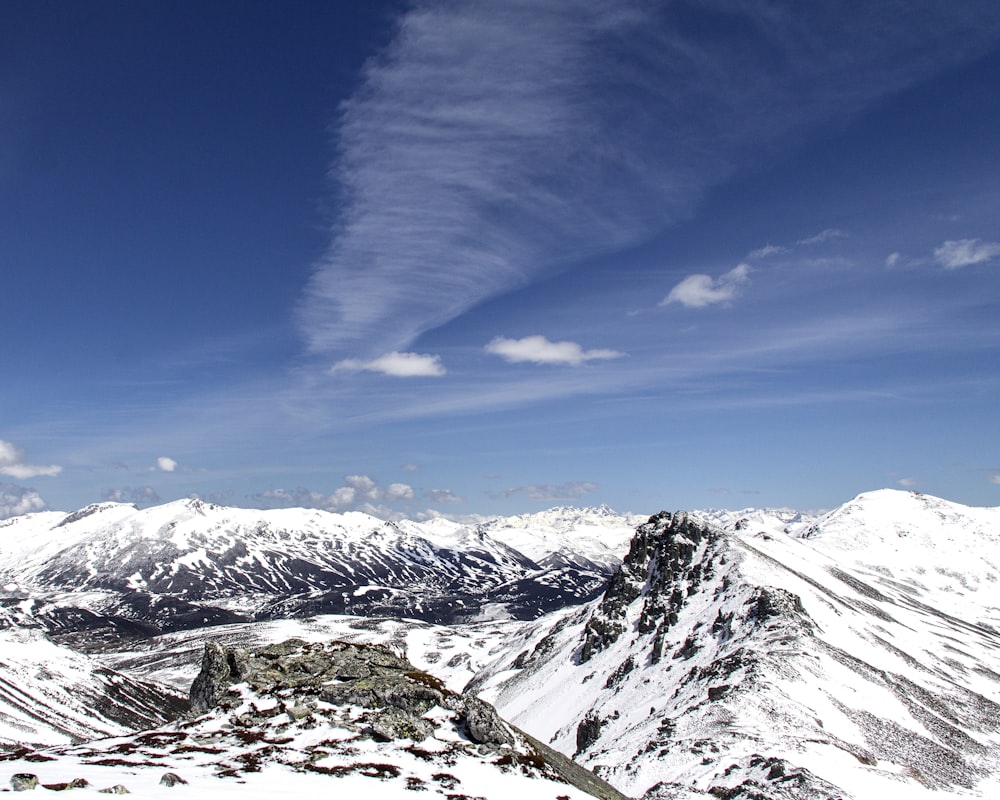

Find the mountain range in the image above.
[{"left": 0, "top": 489, "right": 997, "bottom": 799}]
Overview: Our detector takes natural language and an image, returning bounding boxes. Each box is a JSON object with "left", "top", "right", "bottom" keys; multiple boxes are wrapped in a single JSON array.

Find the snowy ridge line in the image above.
[
  {"left": 0, "top": 500, "right": 640, "bottom": 632},
  {"left": 471, "top": 492, "right": 1000, "bottom": 799},
  {"left": 0, "top": 488, "right": 998, "bottom": 799}
]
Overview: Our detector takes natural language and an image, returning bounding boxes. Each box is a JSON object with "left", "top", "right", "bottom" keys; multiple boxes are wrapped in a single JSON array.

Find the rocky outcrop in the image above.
[
  {"left": 189, "top": 638, "right": 517, "bottom": 747},
  {"left": 187, "top": 638, "right": 630, "bottom": 799},
  {"left": 580, "top": 511, "right": 719, "bottom": 663}
]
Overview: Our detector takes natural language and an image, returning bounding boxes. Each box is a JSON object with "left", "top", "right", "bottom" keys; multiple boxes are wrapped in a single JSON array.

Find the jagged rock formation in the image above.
[{"left": 472, "top": 500, "right": 1000, "bottom": 799}]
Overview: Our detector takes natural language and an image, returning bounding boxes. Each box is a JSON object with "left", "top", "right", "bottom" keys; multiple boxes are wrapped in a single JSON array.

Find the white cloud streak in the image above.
[
  {"left": 748, "top": 244, "right": 788, "bottom": 260},
  {"left": 0, "top": 440, "right": 61, "bottom": 480},
  {"left": 300, "top": 0, "right": 1000, "bottom": 358},
  {"left": 485, "top": 335, "right": 624, "bottom": 366},
  {"left": 332, "top": 352, "right": 446, "bottom": 377},
  {"left": 661, "top": 263, "right": 751, "bottom": 309},
  {"left": 798, "top": 228, "right": 848, "bottom": 245},
  {"left": 496, "top": 480, "right": 598, "bottom": 501},
  {"left": 933, "top": 239, "right": 1000, "bottom": 269}
]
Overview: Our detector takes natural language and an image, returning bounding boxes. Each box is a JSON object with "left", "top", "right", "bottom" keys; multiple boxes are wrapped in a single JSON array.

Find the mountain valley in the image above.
[{"left": 0, "top": 491, "right": 997, "bottom": 798}]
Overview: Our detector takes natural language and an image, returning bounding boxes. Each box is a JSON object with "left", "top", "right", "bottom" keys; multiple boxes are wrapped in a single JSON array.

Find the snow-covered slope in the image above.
[
  {"left": 0, "top": 627, "right": 186, "bottom": 747},
  {"left": 99, "top": 614, "right": 522, "bottom": 697},
  {"left": 471, "top": 491, "right": 1000, "bottom": 800},
  {"left": 0, "top": 500, "right": 638, "bottom": 636},
  {"left": 0, "top": 638, "right": 626, "bottom": 800}
]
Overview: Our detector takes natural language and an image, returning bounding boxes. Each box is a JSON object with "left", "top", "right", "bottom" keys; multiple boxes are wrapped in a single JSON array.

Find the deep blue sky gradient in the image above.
[{"left": 2, "top": 1, "right": 999, "bottom": 519}]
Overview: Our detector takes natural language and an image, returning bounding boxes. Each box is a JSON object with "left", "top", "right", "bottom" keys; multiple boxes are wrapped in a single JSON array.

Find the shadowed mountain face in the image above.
[{"left": 0, "top": 501, "right": 638, "bottom": 644}]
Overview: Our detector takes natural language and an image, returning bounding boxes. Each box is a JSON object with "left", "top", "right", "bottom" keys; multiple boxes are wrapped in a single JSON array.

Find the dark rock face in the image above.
[{"left": 581, "top": 511, "right": 718, "bottom": 663}]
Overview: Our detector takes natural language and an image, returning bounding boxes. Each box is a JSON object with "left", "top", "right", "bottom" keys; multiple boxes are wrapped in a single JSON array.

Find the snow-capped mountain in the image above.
[
  {"left": 0, "top": 500, "right": 639, "bottom": 639},
  {"left": 470, "top": 490, "right": 1000, "bottom": 799},
  {"left": 0, "top": 489, "right": 998, "bottom": 800}
]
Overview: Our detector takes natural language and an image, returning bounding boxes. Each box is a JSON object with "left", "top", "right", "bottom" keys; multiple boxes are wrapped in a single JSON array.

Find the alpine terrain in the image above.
[{"left": 0, "top": 490, "right": 997, "bottom": 799}]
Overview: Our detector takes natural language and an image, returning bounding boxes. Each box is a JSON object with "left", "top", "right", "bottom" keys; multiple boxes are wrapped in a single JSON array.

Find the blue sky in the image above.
[{"left": 2, "top": 1, "right": 1000, "bottom": 519}]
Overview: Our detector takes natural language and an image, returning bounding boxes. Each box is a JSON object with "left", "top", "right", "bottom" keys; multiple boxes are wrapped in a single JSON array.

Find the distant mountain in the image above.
[
  {"left": 469, "top": 490, "right": 1000, "bottom": 799},
  {"left": 0, "top": 499, "right": 639, "bottom": 642},
  {"left": 2, "top": 489, "right": 998, "bottom": 800}
]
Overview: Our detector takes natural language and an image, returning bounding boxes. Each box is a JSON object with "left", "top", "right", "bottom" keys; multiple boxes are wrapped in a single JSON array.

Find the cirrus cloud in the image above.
[
  {"left": 299, "top": 0, "right": 999, "bottom": 359},
  {"left": 485, "top": 335, "right": 624, "bottom": 366},
  {"left": 495, "top": 480, "right": 598, "bottom": 501},
  {"left": 332, "top": 351, "right": 446, "bottom": 377}
]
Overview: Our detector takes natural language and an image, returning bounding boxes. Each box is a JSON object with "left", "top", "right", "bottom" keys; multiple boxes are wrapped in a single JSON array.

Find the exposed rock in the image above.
[
  {"left": 575, "top": 713, "right": 604, "bottom": 756},
  {"left": 463, "top": 694, "right": 516, "bottom": 747},
  {"left": 581, "top": 511, "right": 718, "bottom": 664},
  {"left": 371, "top": 706, "right": 433, "bottom": 741},
  {"left": 705, "top": 755, "right": 844, "bottom": 799},
  {"left": 159, "top": 772, "right": 187, "bottom": 787},
  {"left": 182, "top": 638, "right": 629, "bottom": 799},
  {"left": 10, "top": 773, "right": 39, "bottom": 791}
]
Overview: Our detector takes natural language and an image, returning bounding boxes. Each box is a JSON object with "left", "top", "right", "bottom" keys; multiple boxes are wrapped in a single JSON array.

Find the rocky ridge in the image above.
[{"left": 472, "top": 504, "right": 1000, "bottom": 799}]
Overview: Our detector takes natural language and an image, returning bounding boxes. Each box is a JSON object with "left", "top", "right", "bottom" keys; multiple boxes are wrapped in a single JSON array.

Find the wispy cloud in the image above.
[
  {"left": 933, "top": 238, "right": 1000, "bottom": 269},
  {"left": 102, "top": 486, "right": 161, "bottom": 506},
  {"left": 799, "top": 228, "right": 848, "bottom": 245},
  {"left": 0, "top": 440, "right": 61, "bottom": 480},
  {"left": 0, "top": 483, "right": 47, "bottom": 519},
  {"left": 426, "top": 488, "right": 463, "bottom": 504},
  {"left": 299, "top": 0, "right": 1000, "bottom": 359},
  {"left": 748, "top": 244, "right": 788, "bottom": 260},
  {"left": 661, "top": 263, "right": 751, "bottom": 309},
  {"left": 485, "top": 335, "right": 623, "bottom": 366},
  {"left": 156, "top": 456, "right": 178, "bottom": 472},
  {"left": 332, "top": 352, "right": 446, "bottom": 377},
  {"left": 496, "top": 480, "right": 598, "bottom": 502}
]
